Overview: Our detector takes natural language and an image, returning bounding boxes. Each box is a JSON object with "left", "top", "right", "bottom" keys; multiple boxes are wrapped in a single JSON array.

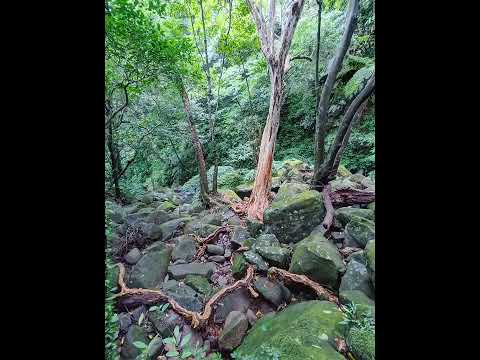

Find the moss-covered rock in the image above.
[
  {"left": 231, "top": 253, "right": 247, "bottom": 279},
  {"left": 348, "top": 326, "right": 375, "bottom": 360},
  {"left": 219, "top": 189, "right": 242, "bottom": 203},
  {"left": 234, "top": 182, "right": 254, "bottom": 199},
  {"left": 184, "top": 219, "right": 220, "bottom": 237},
  {"left": 120, "top": 325, "right": 148, "bottom": 360},
  {"left": 345, "top": 216, "right": 375, "bottom": 248},
  {"left": 340, "top": 289, "right": 375, "bottom": 318},
  {"left": 264, "top": 183, "right": 325, "bottom": 243},
  {"left": 340, "top": 260, "right": 374, "bottom": 299},
  {"left": 159, "top": 217, "right": 191, "bottom": 241},
  {"left": 161, "top": 280, "right": 204, "bottom": 312},
  {"left": 335, "top": 207, "right": 374, "bottom": 227},
  {"left": 256, "top": 245, "right": 291, "bottom": 268},
  {"left": 243, "top": 250, "right": 269, "bottom": 271},
  {"left": 159, "top": 200, "right": 176, "bottom": 212},
  {"left": 337, "top": 164, "right": 352, "bottom": 177},
  {"left": 171, "top": 237, "right": 197, "bottom": 262},
  {"left": 365, "top": 240, "right": 375, "bottom": 288},
  {"left": 289, "top": 233, "right": 346, "bottom": 289},
  {"left": 233, "top": 301, "right": 346, "bottom": 360},
  {"left": 231, "top": 226, "right": 251, "bottom": 247},
  {"left": 184, "top": 275, "right": 215, "bottom": 299}
]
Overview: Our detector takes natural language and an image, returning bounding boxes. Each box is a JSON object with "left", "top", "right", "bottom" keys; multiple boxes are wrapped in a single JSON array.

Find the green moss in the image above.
[
  {"left": 233, "top": 301, "right": 346, "bottom": 360},
  {"left": 231, "top": 254, "right": 247, "bottom": 279},
  {"left": 348, "top": 327, "right": 375, "bottom": 360},
  {"left": 184, "top": 275, "right": 215, "bottom": 299},
  {"left": 159, "top": 200, "right": 176, "bottom": 211}
]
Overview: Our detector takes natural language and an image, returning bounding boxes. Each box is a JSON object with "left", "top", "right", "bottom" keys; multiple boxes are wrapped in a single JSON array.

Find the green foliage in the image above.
[
  {"left": 348, "top": 326, "right": 375, "bottom": 360},
  {"left": 161, "top": 325, "right": 208, "bottom": 360}
]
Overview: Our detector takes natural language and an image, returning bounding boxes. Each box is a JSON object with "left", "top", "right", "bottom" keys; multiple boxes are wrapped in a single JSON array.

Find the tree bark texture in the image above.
[
  {"left": 245, "top": 0, "right": 306, "bottom": 221},
  {"left": 313, "top": 0, "right": 359, "bottom": 185},
  {"left": 317, "top": 73, "right": 375, "bottom": 184},
  {"left": 179, "top": 80, "right": 209, "bottom": 205}
]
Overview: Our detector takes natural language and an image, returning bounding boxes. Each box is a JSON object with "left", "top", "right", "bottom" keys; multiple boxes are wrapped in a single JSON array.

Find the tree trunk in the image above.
[
  {"left": 247, "top": 68, "right": 283, "bottom": 220},
  {"left": 106, "top": 118, "right": 122, "bottom": 200},
  {"left": 314, "top": 0, "right": 322, "bottom": 111},
  {"left": 313, "top": 0, "right": 359, "bottom": 187},
  {"left": 179, "top": 80, "right": 209, "bottom": 205},
  {"left": 245, "top": 0, "right": 306, "bottom": 221},
  {"left": 198, "top": 0, "right": 218, "bottom": 194},
  {"left": 317, "top": 73, "right": 375, "bottom": 184}
]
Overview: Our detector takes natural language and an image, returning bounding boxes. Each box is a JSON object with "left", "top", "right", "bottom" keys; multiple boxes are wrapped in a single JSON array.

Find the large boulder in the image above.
[
  {"left": 218, "top": 311, "right": 249, "bottom": 351},
  {"left": 120, "top": 325, "right": 148, "bottom": 360},
  {"left": 264, "top": 183, "right": 325, "bottom": 243},
  {"left": 161, "top": 280, "right": 204, "bottom": 312},
  {"left": 344, "top": 216, "right": 375, "bottom": 248},
  {"left": 335, "top": 207, "right": 374, "bottom": 227},
  {"left": 128, "top": 247, "right": 172, "bottom": 289},
  {"left": 168, "top": 262, "right": 216, "bottom": 280},
  {"left": 233, "top": 301, "right": 346, "bottom": 360},
  {"left": 340, "top": 260, "right": 374, "bottom": 300},
  {"left": 365, "top": 240, "right": 375, "bottom": 288},
  {"left": 289, "top": 233, "right": 346, "bottom": 289}
]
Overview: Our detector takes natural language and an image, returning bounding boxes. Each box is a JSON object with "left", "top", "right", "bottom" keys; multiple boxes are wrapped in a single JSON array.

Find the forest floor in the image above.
[{"left": 106, "top": 160, "right": 375, "bottom": 360}]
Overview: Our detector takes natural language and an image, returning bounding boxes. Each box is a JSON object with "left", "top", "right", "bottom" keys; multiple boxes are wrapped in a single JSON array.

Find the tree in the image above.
[
  {"left": 313, "top": 0, "right": 359, "bottom": 188},
  {"left": 245, "top": 0, "right": 306, "bottom": 221}
]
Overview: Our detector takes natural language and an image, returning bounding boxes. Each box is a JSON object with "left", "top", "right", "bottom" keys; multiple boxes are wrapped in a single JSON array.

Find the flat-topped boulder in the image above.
[{"left": 168, "top": 262, "right": 216, "bottom": 280}]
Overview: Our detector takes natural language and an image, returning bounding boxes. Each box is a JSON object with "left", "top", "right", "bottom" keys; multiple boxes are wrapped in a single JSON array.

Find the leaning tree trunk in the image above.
[
  {"left": 246, "top": 0, "right": 306, "bottom": 221},
  {"left": 317, "top": 73, "right": 375, "bottom": 183},
  {"left": 178, "top": 80, "right": 210, "bottom": 205},
  {"left": 106, "top": 119, "right": 122, "bottom": 200},
  {"left": 313, "top": 0, "right": 359, "bottom": 188}
]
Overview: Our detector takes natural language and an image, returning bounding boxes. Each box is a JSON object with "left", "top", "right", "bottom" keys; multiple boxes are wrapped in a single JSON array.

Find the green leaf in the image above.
[
  {"left": 174, "top": 325, "right": 180, "bottom": 342},
  {"left": 163, "top": 337, "right": 176, "bottom": 345},
  {"left": 110, "top": 314, "right": 118, "bottom": 323},
  {"left": 166, "top": 350, "right": 180, "bottom": 357},
  {"left": 148, "top": 306, "right": 159, "bottom": 312},
  {"left": 138, "top": 312, "right": 145, "bottom": 325},
  {"left": 181, "top": 350, "right": 192, "bottom": 358},
  {"left": 133, "top": 341, "right": 148, "bottom": 349},
  {"left": 179, "top": 333, "right": 192, "bottom": 348}
]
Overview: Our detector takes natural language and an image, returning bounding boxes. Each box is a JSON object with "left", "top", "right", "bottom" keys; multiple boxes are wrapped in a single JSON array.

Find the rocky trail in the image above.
[{"left": 106, "top": 160, "right": 375, "bottom": 360}]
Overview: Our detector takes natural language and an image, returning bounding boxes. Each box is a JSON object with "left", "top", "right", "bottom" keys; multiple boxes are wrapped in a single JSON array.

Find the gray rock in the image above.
[
  {"left": 168, "top": 262, "right": 216, "bottom": 280},
  {"left": 214, "top": 288, "right": 251, "bottom": 324},
  {"left": 124, "top": 248, "right": 141, "bottom": 265},
  {"left": 254, "top": 276, "right": 291, "bottom": 307},
  {"left": 224, "top": 248, "right": 232, "bottom": 258},
  {"left": 246, "top": 309, "right": 257, "bottom": 326},
  {"left": 161, "top": 280, "right": 204, "bottom": 312},
  {"left": 289, "top": 233, "right": 346, "bottom": 289},
  {"left": 159, "top": 217, "right": 191, "bottom": 241},
  {"left": 243, "top": 250, "right": 269, "bottom": 271},
  {"left": 346, "top": 250, "right": 366, "bottom": 265},
  {"left": 256, "top": 245, "right": 290, "bottom": 268},
  {"left": 206, "top": 244, "right": 224, "bottom": 255},
  {"left": 142, "top": 223, "right": 163, "bottom": 240},
  {"left": 219, "top": 311, "right": 249, "bottom": 351},
  {"left": 208, "top": 255, "right": 226, "bottom": 263},
  {"left": 365, "top": 240, "right": 375, "bottom": 288},
  {"left": 148, "top": 309, "right": 185, "bottom": 337},
  {"left": 184, "top": 218, "right": 220, "bottom": 237},
  {"left": 118, "top": 312, "right": 132, "bottom": 332},
  {"left": 145, "top": 210, "right": 173, "bottom": 225},
  {"left": 171, "top": 238, "right": 197, "bottom": 262},
  {"left": 128, "top": 247, "right": 172, "bottom": 289},
  {"left": 181, "top": 324, "right": 204, "bottom": 350},
  {"left": 120, "top": 325, "right": 148, "bottom": 360},
  {"left": 340, "top": 260, "right": 374, "bottom": 299},
  {"left": 231, "top": 226, "right": 250, "bottom": 247},
  {"left": 263, "top": 183, "right": 325, "bottom": 243}
]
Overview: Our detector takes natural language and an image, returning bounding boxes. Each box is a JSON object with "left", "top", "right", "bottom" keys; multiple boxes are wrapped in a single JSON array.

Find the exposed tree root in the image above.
[
  {"left": 331, "top": 188, "right": 375, "bottom": 207},
  {"left": 194, "top": 225, "right": 230, "bottom": 260},
  {"left": 268, "top": 267, "right": 339, "bottom": 305},
  {"left": 114, "top": 263, "right": 255, "bottom": 328},
  {"left": 321, "top": 183, "right": 335, "bottom": 233}
]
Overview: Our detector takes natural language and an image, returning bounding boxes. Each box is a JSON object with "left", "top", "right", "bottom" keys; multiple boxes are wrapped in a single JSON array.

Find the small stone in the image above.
[
  {"left": 256, "top": 245, "right": 290, "bottom": 268},
  {"left": 207, "top": 244, "right": 224, "bottom": 255},
  {"left": 214, "top": 288, "right": 251, "bottom": 324},
  {"left": 209, "top": 255, "right": 226, "bottom": 263},
  {"left": 171, "top": 238, "right": 197, "bottom": 262},
  {"left": 124, "top": 247, "right": 141, "bottom": 265},
  {"left": 168, "top": 262, "right": 217, "bottom": 280},
  {"left": 254, "top": 276, "right": 291, "bottom": 307},
  {"left": 118, "top": 312, "right": 132, "bottom": 332},
  {"left": 243, "top": 250, "right": 269, "bottom": 271},
  {"left": 224, "top": 248, "right": 232, "bottom": 258}
]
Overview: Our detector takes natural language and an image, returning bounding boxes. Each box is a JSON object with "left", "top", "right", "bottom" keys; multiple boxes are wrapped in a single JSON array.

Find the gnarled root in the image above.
[
  {"left": 194, "top": 226, "right": 230, "bottom": 260},
  {"left": 114, "top": 263, "right": 255, "bottom": 328},
  {"left": 268, "top": 267, "right": 339, "bottom": 305}
]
